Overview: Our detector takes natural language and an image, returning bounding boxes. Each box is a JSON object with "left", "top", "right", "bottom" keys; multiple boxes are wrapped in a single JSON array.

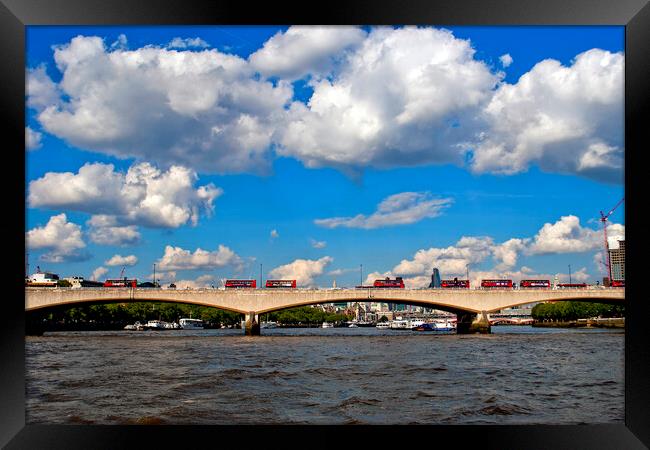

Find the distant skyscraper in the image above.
[
  {"left": 609, "top": 240, "right": 625, "bottom": 281},
  {"left": 429, "top": 268, "right": 441, "bottom": 288}
]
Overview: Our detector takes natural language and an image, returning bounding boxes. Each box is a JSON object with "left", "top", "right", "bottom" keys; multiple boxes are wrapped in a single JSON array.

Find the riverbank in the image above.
[{"left": 533, "top": 317, "right": 624, "bottom": 329}]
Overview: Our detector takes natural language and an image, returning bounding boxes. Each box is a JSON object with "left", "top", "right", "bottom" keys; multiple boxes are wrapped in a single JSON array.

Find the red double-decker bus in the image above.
[
  {"left": 519, "top": 279, "right": 551, "bottom": 289},
  {"left": 441, "top": 279, "right": 470, "bottom": 289},
  {"left": 103, "top": 278, "right": 137, "bottom": 288},
  {"left": 481, "top": 279, "right": 513, "bottom": 288},
  {"left": 225, "top": 279, "right": 256, "bottom": 289},
  {"left": 265, "top": 280, "right": 297, "bottom": 288},
  {"left": 373, "top": 277, "right": 405, "bottom": 288},
  {"left": 610, "top": 280, "right": 625, "bottom": 287},
  {"left": 556, "top": 283, "right": 588, "bottom": 288}
]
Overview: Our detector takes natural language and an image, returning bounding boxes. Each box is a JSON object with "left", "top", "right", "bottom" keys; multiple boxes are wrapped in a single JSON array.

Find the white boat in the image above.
[
  {"left": 322, "top": 322, "right": 334, "bottom": 328},
  {"left": 144, "top": 320, "right": 168, "bottom": 330},
  {"left": 376, "top": 322, "right": 390, "bottom": 329},
  {"left": 432, "top": 320, "right": 456, "bottom": 331},
  {"left": 123, "top": 321, "right": 146, "bottom": 331},
  {"left": 261, "top": 321, "right": 278, "bottom": 329},
  {"left": 389, "top": 319, "right": 410, "bottom": 329},
  {"left": 348, "top": 322, "right": 358, "bottom": 328},
  {"left": 164, "top": 321, "right": 181, "bottom": 329},
  {"left": 409, "top": 319, "right": 426, "bottom": 330},
  {"left": 124, "top": 321, "right": 140, "bottom": 330},
  {"left": 179, "top": 318, "right": 204, "bottom": 329}
]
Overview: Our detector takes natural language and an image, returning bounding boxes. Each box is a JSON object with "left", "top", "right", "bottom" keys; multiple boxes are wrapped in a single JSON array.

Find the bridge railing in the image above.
[{"left": 25, "top": 286, "right": 624, "bottom": 293}]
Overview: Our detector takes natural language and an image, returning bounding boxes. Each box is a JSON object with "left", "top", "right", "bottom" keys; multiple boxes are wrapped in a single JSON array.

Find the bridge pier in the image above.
[
  {"left": 244, "top": 312, "right": 260, "bottom": 336},
  {"left": 456, "top": 310, "right": 491, "bottom": 334}
]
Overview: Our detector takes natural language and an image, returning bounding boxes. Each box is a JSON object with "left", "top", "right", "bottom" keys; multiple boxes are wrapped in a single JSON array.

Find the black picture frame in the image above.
[{"left": 3, "top": 0, "right": 649, "bottom": 448}]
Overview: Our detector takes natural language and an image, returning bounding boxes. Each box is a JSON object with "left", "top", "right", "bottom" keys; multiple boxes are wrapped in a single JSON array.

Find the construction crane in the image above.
[
  {"left": 600, "top": 197, "right": 624, "bottom": 284},
  {"left": 119, "top": 265, "right": 126, "bottom": 280}
]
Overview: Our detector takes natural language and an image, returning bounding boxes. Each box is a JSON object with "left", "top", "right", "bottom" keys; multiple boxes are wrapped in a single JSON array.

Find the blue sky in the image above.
[{"left": 25, "top": 25, "right": 625, "bottom": 288}]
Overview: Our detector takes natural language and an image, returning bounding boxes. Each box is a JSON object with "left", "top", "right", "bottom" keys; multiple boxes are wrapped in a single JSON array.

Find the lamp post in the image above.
[
  {"left": 360, "top": 264, "right": 363, "bottom": 286},
  {"left": 466, "top": 264, "right": 470, "bottom": 282},
  {"left": 260, "top": 263, "right": 262, "bottom": 289},
  {"left": 568, "top": 264, "right": 572, "bottom": 285},
  {"left": 153, "top": 263, "right": 156, "bottom": 287}
]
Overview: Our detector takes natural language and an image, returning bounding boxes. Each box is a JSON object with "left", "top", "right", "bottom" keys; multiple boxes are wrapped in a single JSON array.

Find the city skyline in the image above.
[{"left": 25, "top": 25, "right": 625, "bottom": 288}]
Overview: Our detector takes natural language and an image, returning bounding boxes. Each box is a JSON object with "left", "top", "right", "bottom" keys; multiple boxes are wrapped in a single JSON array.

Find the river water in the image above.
[{"left": 25, "top": 326, "right": 624, "bottom": 425}]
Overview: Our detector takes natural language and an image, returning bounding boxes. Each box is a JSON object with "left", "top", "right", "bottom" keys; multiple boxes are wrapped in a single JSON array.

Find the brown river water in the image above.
[{"left": 25, "top": 326, "right": 624, "bottom": 425}]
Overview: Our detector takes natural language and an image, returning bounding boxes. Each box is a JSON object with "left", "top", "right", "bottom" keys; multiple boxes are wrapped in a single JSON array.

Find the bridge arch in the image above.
[
  {"left": 254, "top": 297, "right": 479, "bottom": 316},
  {"left": 25, "top": 296, "right": 246, "bottom": 315}
]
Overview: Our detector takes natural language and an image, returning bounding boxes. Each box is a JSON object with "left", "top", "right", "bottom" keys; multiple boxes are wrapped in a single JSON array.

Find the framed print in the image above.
[{"left": 2, "top": 0, "right": 649, "bottom": 448}]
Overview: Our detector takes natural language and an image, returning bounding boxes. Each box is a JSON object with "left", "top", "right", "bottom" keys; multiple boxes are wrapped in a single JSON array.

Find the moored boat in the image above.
[
  {"left": 389, "top": 319, "right": 410, "bottom": 329},
  {"left": 143, "top": 320, "right": 168, "bottom": 330},
  {"left": 432, "top": 319, "right": 456, "bottom": 332},
  {"left": 124, "top": 321, "right": 142, "bottom": 330},
  {"left": 322, "top": 322, "right": 334, "bottom": 328},
  {"left": 376, "top": 321, "right": 390, "bottom": 329},
  {"left": 179, "top": 318, "right": 204, "bottom": 329}
]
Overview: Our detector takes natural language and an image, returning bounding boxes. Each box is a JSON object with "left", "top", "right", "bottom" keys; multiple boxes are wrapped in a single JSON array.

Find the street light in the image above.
[
  {"left": 360, "top": 264, "right": 363, "bottom": 286},
  {"left": 568, "top": 264, "right": 572, "bottom": 285}
]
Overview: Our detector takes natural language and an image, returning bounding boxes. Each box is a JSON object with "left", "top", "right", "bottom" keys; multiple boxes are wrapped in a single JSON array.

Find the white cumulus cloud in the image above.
[
  {"left": 168, "top": 37, "right": 210, "bottom": 49},
  {"left": 27, "top": 35, "right": 292, "bottom": 174},
  {"left": 91, "top": 266, "right": 108, "bottom": 281},
  {"left": 268, "top": 256, "right": 333, "bottom": 287},
  {"left": 528, "top": 215, "right": 624, "bottom": 254},
  {"left": 393, "top": 236, "right": 495, "bottom": 277},
  {"left": 25, "top": 31, "right": 623, "bottom": 183},
  {"left": 26, "top": 127, "right": 43, "bottom": 150},
  {"left": 26, "top": 65, "right": 61, "bottom": 111},
  {"left": 105, "top": 254, "right": 138, "bottom": 266},
  {"left": 310, "top": 239, "right": 327, "bottom": 249},
  {"left": 471, "top": 49, "right": 624, "bottom": 183},
  {"left": 173, "top": 274, "right": 216, "bottom": 289},
  {"left": 29, "top": 162, "right": 222, "bottom": 229},
  {"left": 499, "top": 53, "right": 513, "bottom": 68},
  {"left": 315, "top": 192, "right": 453, "bottom": 229},
  {"left": 87, "top": 217, "right": 141, "bottom": 247},
  {"left": 276, "top": 26, "right": 500, "bottom": 173},
  {"left": 156, "top": 245, "right": 243, "bottom": 271},
  {"left": 373, "top": 214, "right": 622, "bottom": 285},
  {"left": 249, "top": 25, "right": 366, "bottom": 80},
  {"left": 26, "top": 213, "right": 89, "bottom": 262}
]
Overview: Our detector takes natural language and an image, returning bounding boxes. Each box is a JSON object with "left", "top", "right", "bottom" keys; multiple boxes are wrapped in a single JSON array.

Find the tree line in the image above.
[
  {"left": 263, "top": 307, "right": 352, "bottom": 326},
  {"left": 531, "top": 301, "right": 624, "bottom": 322},
  {"left": 28, "top": 303, "right": 352, "bottom": 331}
]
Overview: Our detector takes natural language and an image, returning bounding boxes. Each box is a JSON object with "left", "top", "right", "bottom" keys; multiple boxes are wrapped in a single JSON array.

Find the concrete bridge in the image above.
[{"left": 25, "top": 287, "right": 625, "bottom": 334}]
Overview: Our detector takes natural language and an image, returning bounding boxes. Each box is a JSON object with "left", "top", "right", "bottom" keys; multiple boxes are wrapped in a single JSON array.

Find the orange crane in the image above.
[{"left": 600, "top": 197, "right": 624, "bottom": 284}]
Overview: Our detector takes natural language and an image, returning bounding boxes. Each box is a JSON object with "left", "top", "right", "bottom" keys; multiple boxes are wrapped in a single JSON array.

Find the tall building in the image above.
[
  {"left": 609, "top": 240, "right": 625, "bottom": 281},
  {"left": 429, "top": 268, "right": 441, "bottom": 288}
]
